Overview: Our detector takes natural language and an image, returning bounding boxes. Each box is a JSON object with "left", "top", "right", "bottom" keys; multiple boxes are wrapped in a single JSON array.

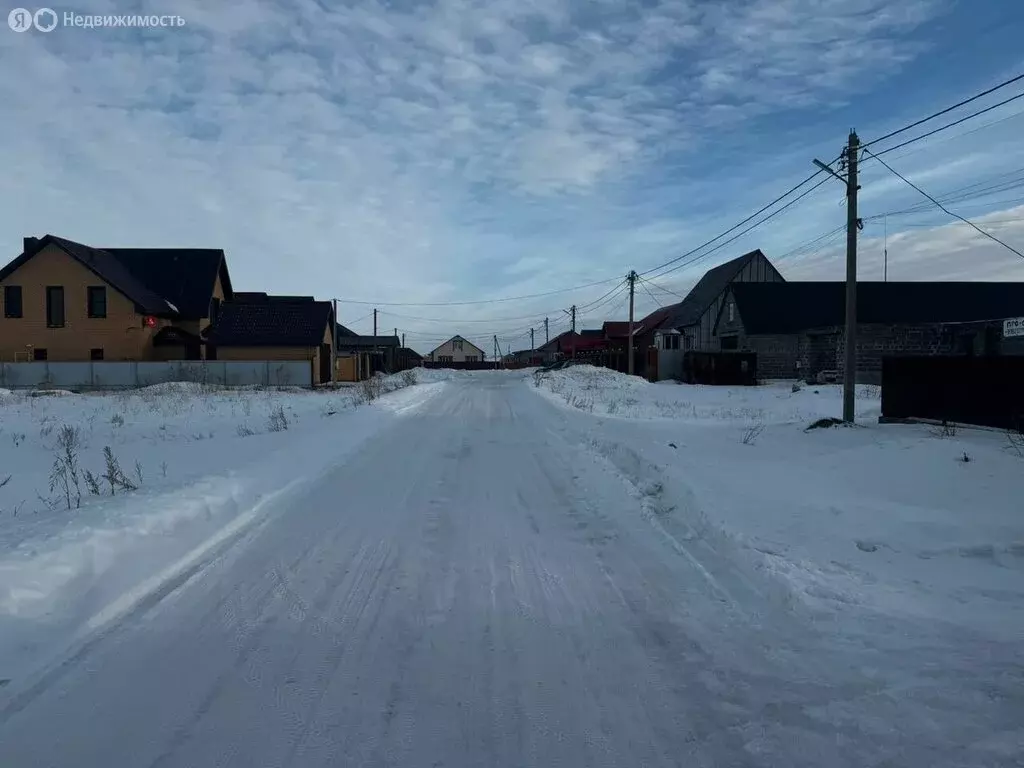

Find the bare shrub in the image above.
[
  {"left": 11, "top": 432, "right": 25, "bottom": 447},
  {"left": 359, "top": 376, "right": 383, "bottom": 402},
  {"left": 110, "top": 413, "right": 125, "bottom": 428},
  {"left": 49, "top": 425, "right": 83, "bottom": 510},
  {"left": 959, "top": 451, "right": 972, "bottom": 463},
  {"left": 1008, "top": 430, "right": 1024, "bottom": 457},
  {"left": 742, "top": 423, "right": 765, "bottom": 445},
  {"left": 569, "top": 394, "right": 594, "bottom": 412},
  {"left": 83, "top": 469, "right": 102, "bottom": 496},
  {"left": 0, "top": 475, "right": 10, "bottom": 490},
  {"left": 932, "top": 420, "right": 958, "bottom": 438},
  {"left": 237, "top": 424, "right": 256, "bottom": 437},
  {"left": 267, "top": 404, "right": 289, "bottom": 432},
  {"left": 102, "top": 446, "right": 137, "bottom": 494},
  {"left": 400, "top": 369, "right": 416, "bottom": 387},
  {"left": 134, "top": 460, "right": 144, "bottom": 486},
  {"left": 161, "top": 461, "right": 168, "bottom": 479}
]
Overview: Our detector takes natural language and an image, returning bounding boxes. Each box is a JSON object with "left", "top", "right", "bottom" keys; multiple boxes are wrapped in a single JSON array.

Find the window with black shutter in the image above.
[
  {"left": 33, "top": 348, "right": 47, "bottom": 361},
  {"left": 87, "top": 286, "right": 107, "bottom": 318},
  {"left": 90, "top": 348, "right": 104, "bottom": 361},
  {"left": 3, "top": 285, "right": 22, "bottom": 318},
  {"left": 46, "top": 286, "right": 65, "bottom": 328}
]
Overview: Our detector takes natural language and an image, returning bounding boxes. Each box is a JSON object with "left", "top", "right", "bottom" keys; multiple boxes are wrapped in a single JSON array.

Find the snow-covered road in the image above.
[{"left": 1, "top": 375, "right": 1020, "bottom": 767}]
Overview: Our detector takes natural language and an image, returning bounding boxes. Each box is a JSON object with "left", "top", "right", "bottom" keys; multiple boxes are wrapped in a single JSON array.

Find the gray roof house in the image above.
[{"left": 636, "top": 249, "right": 785, "bottom": 352}]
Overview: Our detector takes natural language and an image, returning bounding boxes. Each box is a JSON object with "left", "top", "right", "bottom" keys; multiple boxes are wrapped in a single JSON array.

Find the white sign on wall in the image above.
[{"left": 1004, "top": 317, "right": 1024, "bottom": 338}]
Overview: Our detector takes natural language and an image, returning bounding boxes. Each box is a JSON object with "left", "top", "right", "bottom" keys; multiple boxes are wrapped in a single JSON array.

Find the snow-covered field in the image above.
[
  {"left": 0, "top": 369, "right": 451, "bottom": 673},
  {"left": 533, "top": 365, "right": 1024, "bottom": 639},
  {"left": 0, "top": 368, "right": 1020, "bottom": 765},
  {"left": 533, "top": 363, "right": 882, "bottom": 423}
]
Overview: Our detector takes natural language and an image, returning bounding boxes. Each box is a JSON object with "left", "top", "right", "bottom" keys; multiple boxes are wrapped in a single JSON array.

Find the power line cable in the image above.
[
  {"left": 639, "top": 280, "right": 664, "bottom": 308},
  {"left": 638, "top": 167, "right": 832, "bottom": 278},
  {"left": 646, "top": 175, "right": 834, "bottom": 280},
  {"left": 578, "top": 283, "right": 631, "bottom": 319},
  {"left": 861, "top": 72, "right": 1024, "bottom": 151},
  {"left": 376, "top": 278, "right": 627, "bottom": 327},
  {"left": 332, "top": 276, "right": 622, "bottom": 308},
  {"left": 640, "top": 278, "right": 688, "bottom": 301},
  {"left": 867, "top": 90, "right": 1024, "bottom": 159},
  {"left": 339, "top": 310, "right": 375, "bottom": 327},
  {"left": 345, "top": 75, "right": 1024, "bottom": 314},
  {"left": 774, "top": 224, "right": 848, "bottom": 261},
  {"left": 863, "top": 148, "right": 1024, "bottom": 260},
  {"left": 871, "top": 104, "right": 1024, "bottom": 165}
]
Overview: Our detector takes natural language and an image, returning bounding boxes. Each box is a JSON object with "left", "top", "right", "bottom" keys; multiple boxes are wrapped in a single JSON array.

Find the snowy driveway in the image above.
[{"left": 1, "top": 375, "right": 1020, "bottom": 767}]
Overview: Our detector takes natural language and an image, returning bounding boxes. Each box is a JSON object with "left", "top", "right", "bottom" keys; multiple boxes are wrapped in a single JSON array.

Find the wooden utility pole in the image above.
[
  {"left": 814, "top": 131, "right": 860, "bottom": 423},
  {"left": 332, "top": 298, "right": 338, "bottom": 382},
  {"left": 842, "top": 132, "right": 860, "bottom": 423},
  {"left": 627, "top": 271, "right": 637, "bottom": 375},
  {"left": 883, "top": 214, "right": 888, "bottom": 282},
  {"left": 373, "top": 308, "right": 377, "bottom": 337},
  {"left": 530, "top": 328, "right": 535, "bottom": 351},
  {"left": 544, "top": 317, "right": 549, "bottom": 344},
  {"left": 402, "top": 333, "right": 405, "bottom": 347},
  {"left": 563, "top": 305, "right": 577, "bottom": 359}
]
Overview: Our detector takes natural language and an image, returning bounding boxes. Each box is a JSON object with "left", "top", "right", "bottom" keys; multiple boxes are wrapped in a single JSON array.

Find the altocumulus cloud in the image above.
[{"left": 1, "top": 0, "right": 1022, "bottom": 351}]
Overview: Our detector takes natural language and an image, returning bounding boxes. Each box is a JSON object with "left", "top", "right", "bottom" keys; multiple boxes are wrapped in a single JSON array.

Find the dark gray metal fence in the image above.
[{"left": 881, "top": 356, "right": 1024, "bottom": 430}]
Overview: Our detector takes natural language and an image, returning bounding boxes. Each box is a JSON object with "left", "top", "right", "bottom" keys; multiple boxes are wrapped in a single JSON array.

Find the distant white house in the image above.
[{"left": 427, "top": 335, "right": 486, "bottom": 363}]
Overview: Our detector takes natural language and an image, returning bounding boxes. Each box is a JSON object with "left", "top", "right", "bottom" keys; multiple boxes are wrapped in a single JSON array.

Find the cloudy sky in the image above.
[{"left": 2, "top": 0, "right": 1023, "bottom": 353}]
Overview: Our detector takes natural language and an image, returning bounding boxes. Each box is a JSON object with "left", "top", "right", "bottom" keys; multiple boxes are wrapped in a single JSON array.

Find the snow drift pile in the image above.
[{"left": 533, "top": 365, "right": 1024, "bottom": 640}]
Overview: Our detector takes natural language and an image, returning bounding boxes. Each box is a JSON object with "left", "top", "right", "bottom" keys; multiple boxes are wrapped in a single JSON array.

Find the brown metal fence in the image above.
[{"left": 881, "top": 355, "right": 1024, "bottom": 430}]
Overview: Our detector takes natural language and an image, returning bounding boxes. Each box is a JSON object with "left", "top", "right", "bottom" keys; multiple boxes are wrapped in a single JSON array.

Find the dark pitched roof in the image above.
[
  {"left": 728, "top": 281, "right": 1024, "bottom": 335},
  {"left": 0, "top": 235, "right": 173, "bottom": 315},
  {"left": 335, "top": 323, "right": 359, "bottom": 338},
  {"left": 602, "top": 321, "right": 631, "bottom": 338},
  {"left": 102, "top": 247, "right": 231, "bottom": 319},
  {"left": 634, "top": 306, "right": 674, "bottom": 334},
  {"left": 1, "top": 235, "right": 231, "bottom": 319},
  {"left": 580, "top": 329, "right": 603, "bottom": 338},
  {"left": 654, "top": 249, "right": 770, "bottom": 331},
  {"left": 336, "top": 335, "right": 400, "bottom": 349},
  {"left": 235, "top": 292, "right": 314, "bottom": 303},
  {"left": 398, "top": 347, "right": 423, "bottom": 360},
  {"left": 206, "top": 297, "right": 333, "bottom": 347},
  {"left": 538, "top": 331, "right": 575, "bottom": 352}
]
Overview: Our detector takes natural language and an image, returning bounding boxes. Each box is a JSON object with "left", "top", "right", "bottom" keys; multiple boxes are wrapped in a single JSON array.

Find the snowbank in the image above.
[
  {"left": 0, "top": 373, "right": 446, "bottom": 674},
  {"left": 533, "top": 364, "right": 881, "bottom": 424},
  {"left": 532, "top": 366, "right": 1024, "bottom": 639}
]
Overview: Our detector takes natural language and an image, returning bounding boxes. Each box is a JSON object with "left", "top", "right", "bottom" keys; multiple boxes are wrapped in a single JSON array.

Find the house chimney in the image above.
[{"left": 23, "top": 236, "right": 40, "bottom": 253}]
